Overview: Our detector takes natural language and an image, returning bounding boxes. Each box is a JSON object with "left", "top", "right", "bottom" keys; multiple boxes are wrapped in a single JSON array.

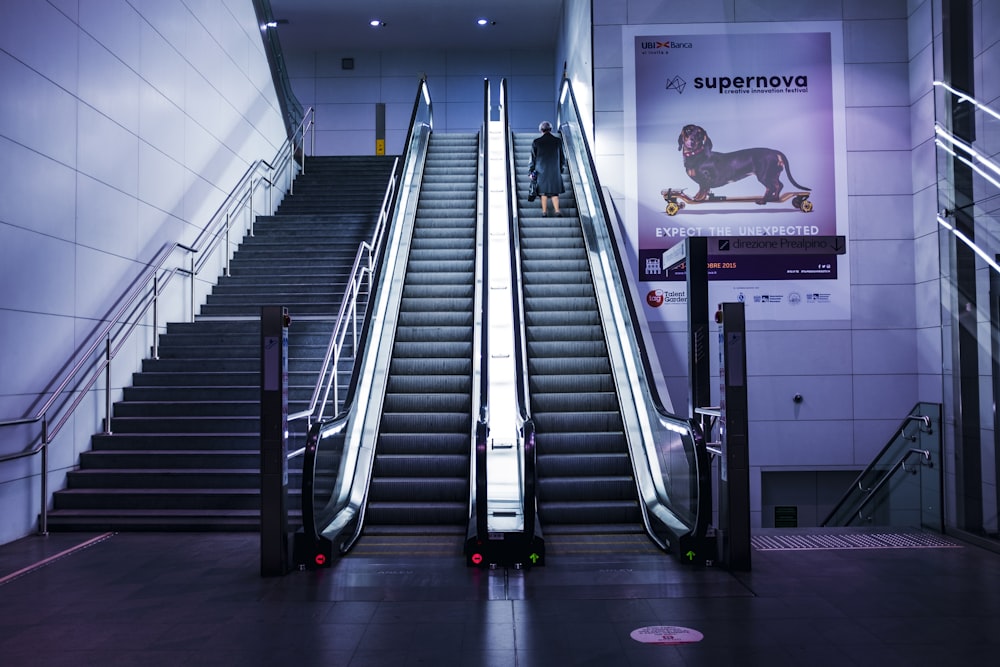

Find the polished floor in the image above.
[{"left": 1, "top": 527, "right": 998, "bottom": 666}]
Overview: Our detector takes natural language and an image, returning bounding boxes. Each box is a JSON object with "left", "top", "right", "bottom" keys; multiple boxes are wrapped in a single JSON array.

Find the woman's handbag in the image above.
[{"left": 528, "top": 171, "right": 538, "bottom": 201}]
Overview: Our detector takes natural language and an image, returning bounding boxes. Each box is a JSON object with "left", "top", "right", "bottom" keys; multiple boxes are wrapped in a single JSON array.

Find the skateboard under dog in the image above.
[{"left": 660, "top": 188, "right": 814, "bottom": 215}]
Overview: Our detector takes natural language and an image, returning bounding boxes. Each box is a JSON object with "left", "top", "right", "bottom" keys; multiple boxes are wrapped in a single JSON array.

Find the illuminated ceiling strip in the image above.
[
  {"left": 935, "top": 139, "right": 1000, "bottom": 192},
  {"left": 933, "top": 80, "right": 1000, "bottom": 123},
  {"left": 937, "top": 215, "right": 1000, "bottom": 274},
  {"left": 934, "top": 125, "right": 1000, "bottom": 183}
]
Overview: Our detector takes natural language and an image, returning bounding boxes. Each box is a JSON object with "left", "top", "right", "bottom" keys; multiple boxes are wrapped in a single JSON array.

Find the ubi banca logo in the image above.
[{"left": 641, "top": 38, "right": 693, "bottom": 50}]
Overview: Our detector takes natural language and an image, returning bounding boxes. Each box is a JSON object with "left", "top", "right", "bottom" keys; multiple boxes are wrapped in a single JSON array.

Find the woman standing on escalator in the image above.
[{"left": 529, "top": 120, "right": 565, "bottom": 217}]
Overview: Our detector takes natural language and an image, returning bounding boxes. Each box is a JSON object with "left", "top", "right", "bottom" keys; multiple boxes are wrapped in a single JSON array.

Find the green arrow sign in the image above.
[
  {"left": 529, "top": 553, "right": 540, "bottom": 564},
  {"left": 685, "top": 550, "right": 696, "bottom": 561}
]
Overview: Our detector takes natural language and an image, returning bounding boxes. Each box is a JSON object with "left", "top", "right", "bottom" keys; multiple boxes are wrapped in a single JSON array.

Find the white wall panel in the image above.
[
  {"left": 78, "top": 35, "right": 141, "bottom": 136},
  {"left": 0, "top": 140, "right": 77, "bottom": 242},
  {"left": 138, "top": 143, "right": 185, "bottom": 220},
  {"left": 851, "top": 238, "right": 915, "bottom": 284},
  {"left": 749, "top": 374, "right": 854, "bottom": 421},
  {"left": 315, "top": 103, "right": 376, "bottom": 132},
  {"left": 845, "top": 107, "right": 911, "bottom": 152},
  {"left": 315, "top": 76, "right": 381, "bottom": 105},
  {"left": 76, "top": 106, "right": 140, "bottom": 195},
  {"left": 0, "top": 54, "right": 79, "bottom": 168},
  {"left": 0, "top": 307, "right": 76, "bottom": 397},
  {"left": 853, "top": 373, "right": 920, "bottom": 419},
  {"left": 847, "top": 194, "right": 914, "bottom": 240},
  {"left": 751, "top": 420, "right": 856, "bottom": 467},
  {"left": 139, "top": 85, "right": 185, "bottom": 162},
  {"left": 594, "top": 0, "right": 627, "bottom": 25},
  {"left": 76, "top": 174, "right": 139, "bottom": 258},
  {"left": 593, "top": 25, "right": 623, "bottom": 70},
  {"left": 844, "top": 0, "right": 910, "bottom": 20},
  {"left": 746, "top": 329, "right": 853, "bottom": 376},
  {"left": 852, "top": 328, "right": 918, "bottom": 374},
  {"left": 845, "top": 63, "right": 910, "bottom": 106},
  {"left": 139, "top": 23, "right": 186, "bottom": 106},
  {"left": 844, "top": 19, "right": 908, "bottom": 64},
  {"left": 0, "top": 1, "right": 79, "bottom": 93},
  {"left": 0, "top": 224, "right": 76, "bottom": 315},
  {"left": 733, "top": 0, "right": 842, "bottom": 22},
  {"left": 852, "top": 283, "right": 919, "bottom": 328},
  {"left": 79, "top": 0, "right": 141, "bottom": 65},
  {"left": 847, "top": 151, "right": 913, "bottom": 195}
]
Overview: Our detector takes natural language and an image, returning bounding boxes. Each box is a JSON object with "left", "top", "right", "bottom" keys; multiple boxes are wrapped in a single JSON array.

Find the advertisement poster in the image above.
[{"left": 623, "top": 23, "right": 850, "bottom": 321}]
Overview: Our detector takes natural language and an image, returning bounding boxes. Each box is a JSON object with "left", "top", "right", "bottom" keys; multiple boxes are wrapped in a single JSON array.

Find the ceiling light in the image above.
[
  {"left": 370, "top": 19, "right": 385, "bottom": 27},
  {"left": 477, "top": 18, "right": 496, "bottom": 26}
]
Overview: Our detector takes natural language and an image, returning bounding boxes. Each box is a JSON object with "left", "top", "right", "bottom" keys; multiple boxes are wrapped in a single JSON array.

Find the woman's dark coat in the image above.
[{"left": 529, "top": 131, "right": 565, "bottom": 196}]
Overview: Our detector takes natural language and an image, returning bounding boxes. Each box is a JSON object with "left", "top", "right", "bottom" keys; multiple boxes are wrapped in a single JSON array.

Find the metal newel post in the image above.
[
  {"left": 104, "top": 336, "right": 112, "bottom": 435},
  {"left": 190, "top": 255, "right": 196, "bottom": 322},
  {"left": 152, "top": 274, "right": 159, "bottom": 359},
  {"left": 39, "top": 417, "right": 49, "bottom": 535}
]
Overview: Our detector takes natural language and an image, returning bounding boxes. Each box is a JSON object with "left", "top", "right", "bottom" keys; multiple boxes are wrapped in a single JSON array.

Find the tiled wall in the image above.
[
  {"left": 0, "top": 0, "right": 286, "bottom": 544},
  {"left": 286, "top": 49, "right": 556, "bottom": 155},
  {"left": 589, "top": 0, "right": 925, "bottom": 527}
]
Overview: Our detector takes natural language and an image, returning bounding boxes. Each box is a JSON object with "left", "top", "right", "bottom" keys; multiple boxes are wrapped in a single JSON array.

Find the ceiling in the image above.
[{"left": 266, "top": 0, "right": 565, "bottom": 52}]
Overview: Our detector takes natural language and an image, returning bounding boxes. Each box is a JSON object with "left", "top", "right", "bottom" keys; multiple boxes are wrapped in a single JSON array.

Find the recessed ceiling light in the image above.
[
  {"left": 370, "top": 19, "right": 385, "bottom": 27},
  {"left": 477, "top": 18, "right": 496, "bottom": 26}
]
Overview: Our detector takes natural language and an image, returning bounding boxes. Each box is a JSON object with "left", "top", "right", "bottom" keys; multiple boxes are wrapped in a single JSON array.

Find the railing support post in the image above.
[
  {"left": 152, "top": 274, "right": 159, "bottom": 360},
  {"left": 39, "top": 417, "right": 49, "bottom": 535},
  {"left": 104, "top": 337, "right": 112, "bottom": 435},
  {"left": 190, "top": 256, "right": 196, "bottom": 323}
]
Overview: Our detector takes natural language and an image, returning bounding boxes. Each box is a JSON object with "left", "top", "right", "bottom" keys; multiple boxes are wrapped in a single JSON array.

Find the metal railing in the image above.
[
  {"left": 298, "top": 78, "right": 433, "bottom": 563},
  {"left": 0, "top": 107, "right": 315, "bottom": 534},
  {"left": 288, "top": 155, "right": 401, "bottom": 428},
  {"left": 822, "top": 403, "right": 942, "bottom": 529}
]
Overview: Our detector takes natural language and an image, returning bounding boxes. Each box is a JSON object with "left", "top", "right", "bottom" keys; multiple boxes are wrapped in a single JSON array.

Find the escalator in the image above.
[
  {"left": 297, "top": 79, "right": 708, "bottom": 568},
  {"left": 508, "top": 82, "right": 712, "bottom": 560},
  {"left": 295, "top": 78, "right": 485, "bottom": 565},
  {"left": 364, "top": 132, "right": 479, "bottom": 536},
  {"left": 513, "top": 133, "right": 643, "bottom": 535}
]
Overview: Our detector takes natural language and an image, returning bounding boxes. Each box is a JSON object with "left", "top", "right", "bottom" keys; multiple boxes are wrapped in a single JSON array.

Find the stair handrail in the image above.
[
  {"left": 822, "top": 403, "right": 941, "bottom": 527},
  {"left": 0, "top": 106, "right": 315, "bottom": 533},
  {"left": 288, "top": 155, "right": 402, "bottom": 426},
  {"left": 289, "top": 80, "right": 430, "bottom": 429},
  {"left": 837, "top": 448, "right": 933, "bottom": 526},
  {"left": 182, "top": 107, "right": 315, "bottom": 319}
]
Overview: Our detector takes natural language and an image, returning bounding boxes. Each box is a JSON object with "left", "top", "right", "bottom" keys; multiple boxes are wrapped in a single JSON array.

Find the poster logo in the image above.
[
  {"left": 640, "top": 39, "right": 694, "bottom": 55},
  {"left": 665, "top": 75, "right": 687, "bottom": 93}
]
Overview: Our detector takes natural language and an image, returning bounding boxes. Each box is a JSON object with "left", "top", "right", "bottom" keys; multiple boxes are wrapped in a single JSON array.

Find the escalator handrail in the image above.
[
  {"left": 474, "top": 77, "right": 490, "bottom": 541},
  {"left": 299, "top": 78, "right": 433, "bottom": 553},
  {"left": 501, "top": 78, "right": 538, "bottom": 540},
  {"left": 556, "top": 78, "right": 710, "bottom": 543}
]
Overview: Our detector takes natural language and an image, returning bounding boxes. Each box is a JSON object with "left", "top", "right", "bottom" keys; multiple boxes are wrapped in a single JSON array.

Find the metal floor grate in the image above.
[{"left": 751, "top": 531, "right": 962, "bottom": 551}]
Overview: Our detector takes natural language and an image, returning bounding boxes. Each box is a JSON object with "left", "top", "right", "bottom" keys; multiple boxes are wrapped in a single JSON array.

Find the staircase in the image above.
[
  {"left": 363, "top": 133, "right": 479, "bottom": 535},
  {"left": 47, "top": 156, "right": 397, "bottom": 531},
  {"left": 513, "top": 133, "right": 642, "bottom": 534}
]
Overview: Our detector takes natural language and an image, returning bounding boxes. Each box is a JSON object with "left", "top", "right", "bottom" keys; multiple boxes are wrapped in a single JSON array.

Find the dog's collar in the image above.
[{"left": 683, "top": 146, "right": 704, "bottom": 157}]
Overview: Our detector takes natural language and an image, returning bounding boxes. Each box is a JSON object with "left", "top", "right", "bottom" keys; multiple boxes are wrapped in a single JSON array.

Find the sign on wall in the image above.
[{"left": 623, "top": 23, "right": 850, "bottom": 321}]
